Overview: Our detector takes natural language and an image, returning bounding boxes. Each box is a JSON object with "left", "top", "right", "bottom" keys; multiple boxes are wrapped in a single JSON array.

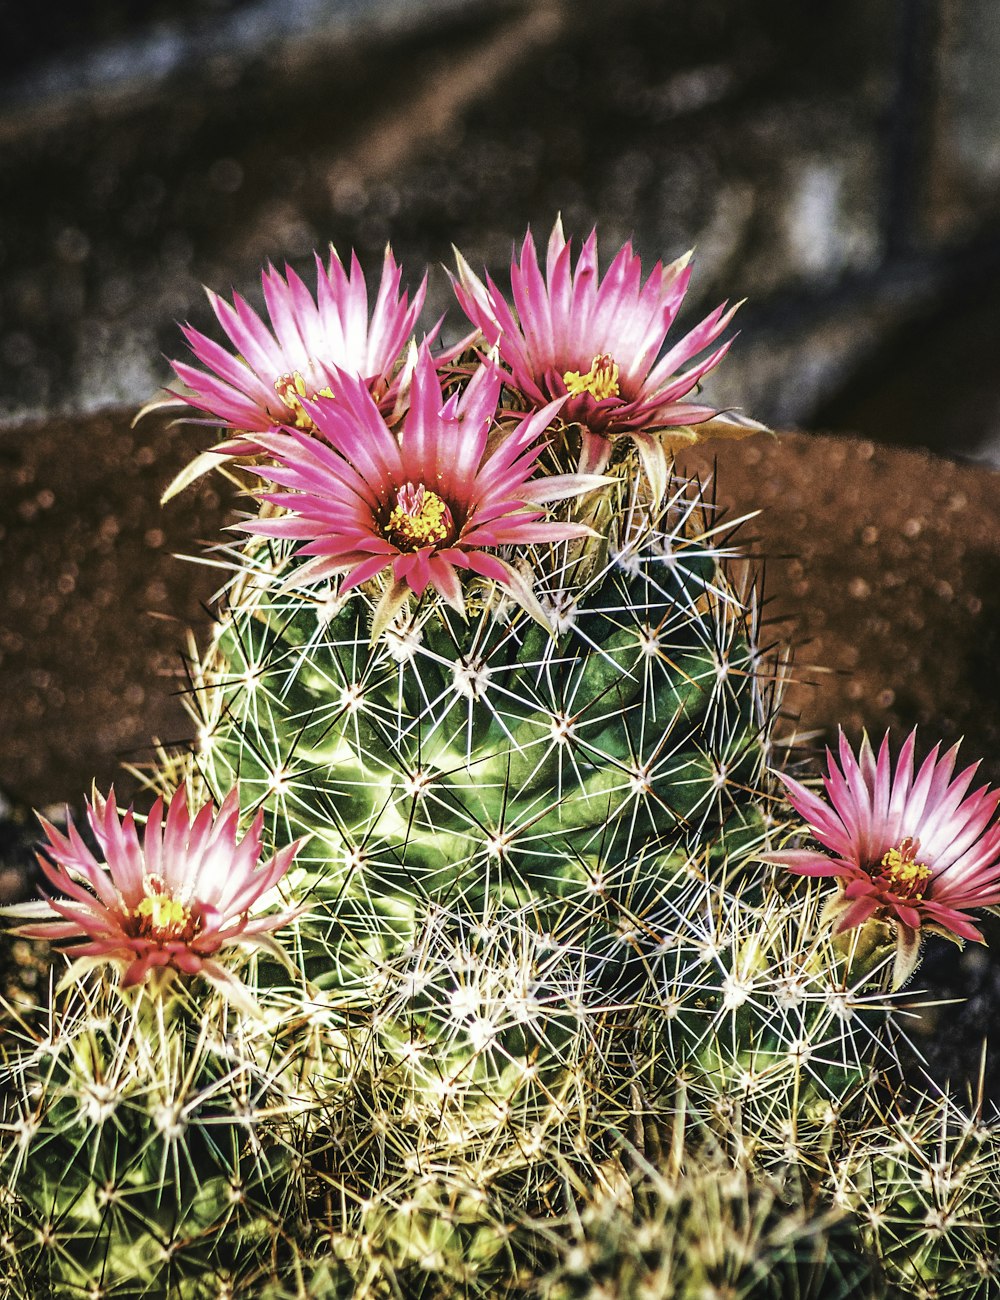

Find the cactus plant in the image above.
[
  {"left": 5, "top": 220, "right": 1000, "bottom": 1298},
  {"left": 0, "top": 974, "right": 318, "bottom": 1298},
  {"left": 830, "top": 1087, "right": 1000, "bottom": 1298}
]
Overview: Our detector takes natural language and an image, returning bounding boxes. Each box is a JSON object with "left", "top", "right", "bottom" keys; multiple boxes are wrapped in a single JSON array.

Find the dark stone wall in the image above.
[{"left": 2, "top": 0, "right": 999, "bottom": 453}]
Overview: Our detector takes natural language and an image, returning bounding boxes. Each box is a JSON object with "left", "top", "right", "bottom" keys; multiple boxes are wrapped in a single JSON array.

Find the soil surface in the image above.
[{"left": 0, "top": 407, "right": 239, "bottom": 807}]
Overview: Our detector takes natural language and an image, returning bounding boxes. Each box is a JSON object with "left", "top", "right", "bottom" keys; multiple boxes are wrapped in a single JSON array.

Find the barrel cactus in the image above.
[
  {"left": 0, "top": 786, "right": 320, "bottom": 1297},
  {"left": 4, "top": 220, "right": 1000, "bottom": 1298}
]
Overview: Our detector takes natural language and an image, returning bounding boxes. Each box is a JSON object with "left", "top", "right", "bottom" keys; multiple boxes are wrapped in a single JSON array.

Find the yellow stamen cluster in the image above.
[
  {"left": 133, "top": 877, "right": 195, "bottom": 939},
  {"left": 563, "top": 353, "right": 620, "bottom": 402},
  {"left": 879, "top": 837, "right": 932, "bottom": 900},
  {"left": 386, "top": 484, "right": 453, "bottom": 550},
  {"left": 274, "top": 371, "right": 334, "bottom": 430}
]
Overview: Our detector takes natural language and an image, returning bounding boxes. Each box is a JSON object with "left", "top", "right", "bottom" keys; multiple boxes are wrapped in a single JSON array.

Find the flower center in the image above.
[
  {"left": 878, "top": 837, "right": 932, "bottom": 901},
  {"left": 385, "top": 482, "right": 454, "bottom": 551},
  {"left": 274, "top": 371, "right": 334, "bottom": 430},
  {"left": 133, "top": 875, "right": 198, "bottom": 942},
  {"left": 562, "top": 354, "right": 620, "bottom": 402}
]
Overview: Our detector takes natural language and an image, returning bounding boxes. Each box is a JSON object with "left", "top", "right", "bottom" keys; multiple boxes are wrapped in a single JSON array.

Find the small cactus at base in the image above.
[
  {"left": 0, "top": 976, "right": 315, "bottom": 1297},
  {"left": 830, "top": 1090, "right": 1000, "bottom": 1299},
  {"left": 0, "top": 786, "right": 315, "bottom": 1298},
  {"left": 532, "top": 1140, "right": 880, "bottom": 1300}
]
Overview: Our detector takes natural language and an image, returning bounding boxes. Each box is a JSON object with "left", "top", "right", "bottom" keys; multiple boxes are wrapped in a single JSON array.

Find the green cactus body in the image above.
[
  {"left": 831, "top": 1092, "right": 1000, "bottom": 1298},
  {"left": 0, "top": 977, "right": 321, "bottom": 1298},
  {"left": 192, "top": 478, "right": 770, "bottom": 1001},
  {"left": 631, "top": 874, "right": 901, "bottom": 1179}
]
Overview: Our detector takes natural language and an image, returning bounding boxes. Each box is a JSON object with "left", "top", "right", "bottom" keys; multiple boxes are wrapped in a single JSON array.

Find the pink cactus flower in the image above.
[
  {"left": 172, "top": 244, "right": 427, "bottom": 447},
  {"left": 767, "top": 730, "right": 1000, "bottom": 985},
  {"left": 12, "top": 785, "right": 301, "bottom": 1009},
  {"left": 451, "top": 217, "right": 748, "bottom": 496},
  {"left": 244, "top": 345, "right": 603, "bottom": 633}
]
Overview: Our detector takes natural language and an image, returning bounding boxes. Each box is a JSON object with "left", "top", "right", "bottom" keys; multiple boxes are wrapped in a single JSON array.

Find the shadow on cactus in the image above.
[{"left": 534, "top": 1127, "right": 881, "bottom": 1300}]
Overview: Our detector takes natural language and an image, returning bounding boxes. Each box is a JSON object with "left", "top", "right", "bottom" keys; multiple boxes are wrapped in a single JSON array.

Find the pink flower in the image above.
[
  {"left": 172, "top": 244, "right": 427, "bottom": 447},
  {"left": 451, "top": 218, "right": 746, "bottom": 495},
  {"left": 12, "top": 785, "right": 301, "bottom": 1009},
  {"left": 244, "top": 344, "right": 602, "bottom": 632},
  {"left": 767, "top": 730, "right": 1000, "bottom": 984}
]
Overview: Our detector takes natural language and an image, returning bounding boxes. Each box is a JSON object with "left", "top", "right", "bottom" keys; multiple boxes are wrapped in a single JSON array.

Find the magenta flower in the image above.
[
  {"left": 451, "top": 218, "right": 747, "bottom": 495},
  {"left": 767, "top": 730, "right": 1000, "bottom": 985},
  {"left": 244, "top": 345, "right": 602, "bottom": 632},
  {"left": 12, "top": 785, "right": 301, "bottom": 1009},
  {"left": 172, "top": 244, "right": 427, "bottom": 446}
]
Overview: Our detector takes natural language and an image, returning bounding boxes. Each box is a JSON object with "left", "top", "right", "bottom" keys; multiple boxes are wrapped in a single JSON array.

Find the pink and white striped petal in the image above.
[
  {"left": 6, "top": 784, "right": 302, "bottom": 1006},
  {"left": 245, "top": 345, "right": 603, "bottom": 627},
  {"left": 451, "top": 219, "right": 758, "bottom": 488},
  {"left": 768, "top": 729, "right": 1000, "bottom": 980}
]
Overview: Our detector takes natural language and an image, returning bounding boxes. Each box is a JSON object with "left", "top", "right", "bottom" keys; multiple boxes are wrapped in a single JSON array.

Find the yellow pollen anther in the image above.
[
  {"left": 879, "top": 837, "right": 932, "bottom": 900},
  {"left": 132, "top": 873, "right": 195, "bottom": 939},
  {"left": 134, "top": 894, "right": 191, "bottom": 934},
  {"left": 386, "top": 482, "right": 453, "bottom": 550},
  {"left": 274, "top": 372, "right": 334, "bottom": 430},
  {"left": 562, "top": 353, "right": 620, "bottom": 402}
]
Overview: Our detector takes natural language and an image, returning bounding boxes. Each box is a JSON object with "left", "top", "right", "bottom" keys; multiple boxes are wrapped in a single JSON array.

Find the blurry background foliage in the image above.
[{"left": 3, "top": 0, "right": 1000, "bottom": 448}]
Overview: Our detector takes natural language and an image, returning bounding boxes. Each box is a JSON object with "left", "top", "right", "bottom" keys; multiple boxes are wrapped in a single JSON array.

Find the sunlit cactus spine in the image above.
[
  {"left": 629, "top": 873, "right": 904, "bottom": 1180},
  {"left": 0, "top": 976, "right": 319, "bottom": 1298},
  {"left": 828, "top": 1089, "right": 1000, "bottom": 1299}
]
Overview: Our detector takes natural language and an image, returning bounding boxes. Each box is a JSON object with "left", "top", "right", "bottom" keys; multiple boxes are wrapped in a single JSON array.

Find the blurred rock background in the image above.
[{"left": 2, "top": 0, "right": 1000, "bottom": 801}]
